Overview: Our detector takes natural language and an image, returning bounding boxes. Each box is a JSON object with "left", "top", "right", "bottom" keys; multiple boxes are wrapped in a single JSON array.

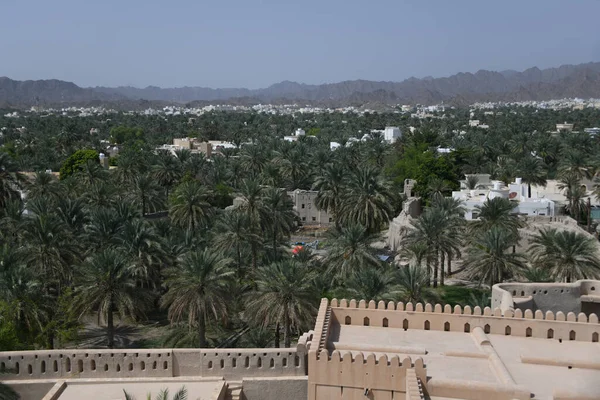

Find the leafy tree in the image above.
[
  {"left": 386, "top": 142, "right": 459, "bottom": 198},
  {"left": 59, "top": 149, "right": 99, "bottom": 179},
  {"left": 109, "top": 126, "right": 144, "bottom": 145}
]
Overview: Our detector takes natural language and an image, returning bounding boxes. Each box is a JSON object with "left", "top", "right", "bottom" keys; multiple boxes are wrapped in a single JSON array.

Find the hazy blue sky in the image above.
[{"left": 2, "top": 0, "right": 600, "bottom": 89}]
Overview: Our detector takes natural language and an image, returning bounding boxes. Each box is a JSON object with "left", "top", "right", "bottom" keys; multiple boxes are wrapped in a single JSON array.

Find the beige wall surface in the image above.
[
  {"left": 57, "top": 380, "right": 225, "bottom": 400},
  {"left": 242, "top": 376, "right": 307, "bottom": 400},
  {"left": 492, "top": 280, "right": 600, "bottom": 316},
  {"left": 2, "top": 380, "right": 56, "bottom": 400},
  {"left": 308, "top": 298, "right": 600, "bottom": 400},
  {"left": 0, "top": 347, "right": 308, "bottom": 382}
]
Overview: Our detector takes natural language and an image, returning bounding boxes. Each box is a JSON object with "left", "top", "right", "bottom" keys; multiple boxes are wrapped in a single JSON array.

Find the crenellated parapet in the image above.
[
  {"left": 327, "top": 298, "right": 599, "bottom": 343},
  {"left": 309, "top": 350, "right": 426, "bottom": 396},
  {"left": 0, "top": 343, "right": 309, "bottom": 381}
]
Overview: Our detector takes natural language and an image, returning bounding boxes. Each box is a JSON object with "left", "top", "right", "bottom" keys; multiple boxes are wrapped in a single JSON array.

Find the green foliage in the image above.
[
  {"left": 437, "top": 286, "right": 490, "bottom": 308},
  {"left": 110, "top": 126, "right": 144, "bottom": 145},
  {"left": 386, "top": 143, "right": 459, "bottom": 198},
  {"left": 0, "top": 302, "right": 20, "bottom": 351},
  {"left": 59, "top": 149, "right": 99, "bottom": 179}
]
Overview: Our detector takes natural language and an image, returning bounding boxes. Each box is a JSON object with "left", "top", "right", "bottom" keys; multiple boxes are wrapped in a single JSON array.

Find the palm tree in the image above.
[
  {"left": 123, "top": 386, "right": 187, "bottom": 400},
  {"left": 183, "top": 153, "right": 208, "bottom": 181},
  {"left": 312, "top": 163, "right": 345, "bottom": 229},
  {"left": 0, "top": 152, "right": 25, "bottom": 208},
  {"left": 471, "top": 197, "right": 522, "bottom": 236},
  {"left": 426, "top": 177, "right": 450, "bottom": 198},
  {"left": 246, "top": 260, "right": 317, "bottom": 348},
  {"left": 84, "top": 181, "right": 119, "bottom": 208},
  {"left": 55, "top": 197, "right": 87, "bottom": 236},
  {"left": 467, "top": 292, "right": 491, "bottom": 309},
  {"left": 341, "top": 265, "right": 397, "bottom": 302},
  {"left": 240, "top": 145, "right": 267, "bottom": 178},
  {"left": 161, "top": 249, "right": 234, "bottom": 348},
  {"left": 212, "top": 210, "right": 261, "bottom": 278},
  {"left": 130, "top": 173, "right": 163, "bottom": 216},
  {"left": 274, "top": 147, "right": 309, "bottom": 190},
  {"left": 558, "top": 149, "right": 594, "bottom": 180},
  {"left": 261, "top": 187, "right": 296, "bottom": 258},
  {"left": 21, "top": 211, "right": 79, "bottom": 289},
  {"left": 324, "top": 224, "right": 380, "bottom": 279},
  {"left": 85, "top": 207, "right": 126, "bottom": 250},
  {"left": 465, "top": 175, "right": 480, "bottom": 190},
  {"left": 558, "top": 173, "right": 587, "bottom": 220},
  {"left": 237, "top": 179, "right": 268, "bottom": 269},
  {"left": 0, "top": 249, "right": 49, "bottom": 343},
  {"left": 463, "top": 227, "right": 526, "bottom": 287},
  {"left": 78, "top": 160, "right": 109, "bottom": 186},
  {"left": 522, "top": 265, "right": 553, "bottom": 283},
  {"left": 400, "top": 242, "right": 430, "bottom": 269},
  {"left": 169, "top": 180, "right": 213, "bottom": 232},
  {"left": 529, "top": 229, "right": 600, "bottom": 282},
  {"left": 404, "top": 207, "right": 458, "bottom": 287},
  {"left": 517, "top": 156, "right": 547, "bottom": 198},
  {"left": 73, "top": 249, "right": 151, "bottom": 348},
  {"left": 153, "top": 150, "right": 181, "bottom": 198},
  {"left": 117, "top": 219, "right": 164, "bottom": 286},
  {"left": 430, "top": 195, "right": 465, "bottom": 281},
  {"left": 26, "top": 171, "right": 62, "bottom": 201},
  {"left": 338, "top": 166, "right": 396, "bottom": 233},
  {"left": 395, "top": 265, "right": 438, "bottom": 304}
]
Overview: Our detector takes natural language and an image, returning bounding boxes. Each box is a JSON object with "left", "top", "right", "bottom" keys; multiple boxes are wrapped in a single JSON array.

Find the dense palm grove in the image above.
[{"left": 1, "top": 105, "right": 600, "bottom": 351}]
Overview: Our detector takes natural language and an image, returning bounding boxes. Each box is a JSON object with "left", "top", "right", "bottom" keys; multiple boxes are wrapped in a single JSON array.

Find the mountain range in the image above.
[{"left": 1, "top": 62, "right": 600, "bottom": 109}]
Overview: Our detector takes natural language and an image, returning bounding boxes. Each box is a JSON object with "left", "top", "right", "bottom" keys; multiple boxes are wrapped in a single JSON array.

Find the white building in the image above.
[
  {"left": 452, "top": 177, "right": 556, "bottom": 220},
  {"left": 556, "top": 122, "right": 574, "bottom": 132},
  {"left": 383, "top": 126, "right": 401, "bottom": 144},
  {"left": 584, "top": 127, "right": 600, "bottom": 137}
]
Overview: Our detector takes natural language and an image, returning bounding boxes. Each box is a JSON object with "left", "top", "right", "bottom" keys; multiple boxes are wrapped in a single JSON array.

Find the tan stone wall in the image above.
[
  {"left": 242, "top": 376, "right": 307, "bottom": 400},
  {"left": 0, "top": 345, "right": 309, "bottom": 382},
  {"left": 492, "top": 280, "right": 600, "bottom": 315},
  {"left": 327, "top": 299, "right": 599, "bottom": 343},
  {"left": 308, "top": 350, "right": 426, "bottom": 400}
]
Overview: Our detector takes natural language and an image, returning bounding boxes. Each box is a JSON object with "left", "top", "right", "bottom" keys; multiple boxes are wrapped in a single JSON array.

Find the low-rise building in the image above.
[
  {"left": 492, "top": 279, "right": 600, "bottom": 316},
  {"left": 556, "top": 122, "right": 574, "bottom": 132},
  {"left": 383, "top": 126, "right": 401, "bottom": 144},
  {"left": 288, "top": 189, "right": 333, "bottom": 226},
  {"left": 158, "top": 138, "right": 213, "bottom": 157},
  {"left": 452, "top": 177, "right": 556, "bottom": 220}
]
